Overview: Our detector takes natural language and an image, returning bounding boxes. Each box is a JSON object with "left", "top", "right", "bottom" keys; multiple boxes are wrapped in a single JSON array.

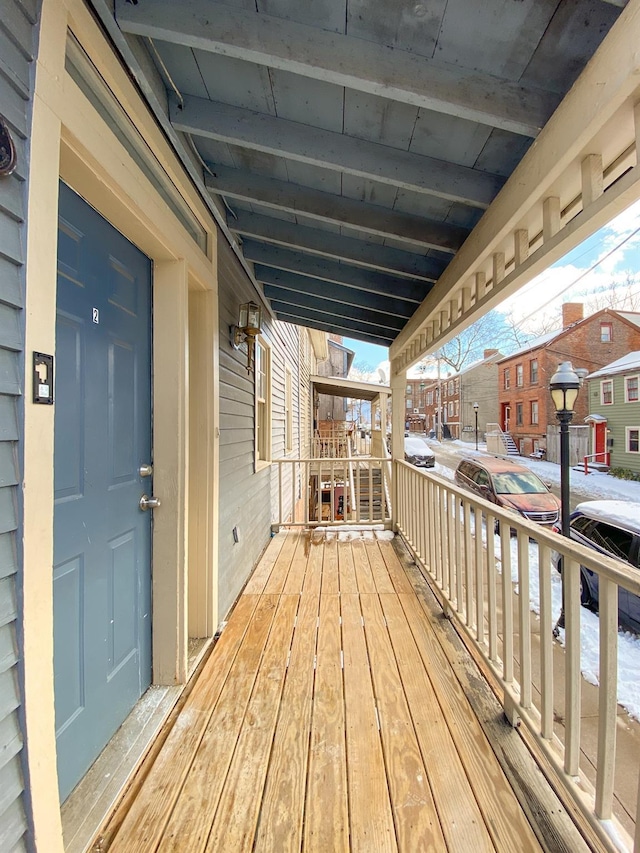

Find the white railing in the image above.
[
  {"left": 395, "top": 459, "right": 640, "bottom": 852},
  {"left": 486, "top": 422, "right": 510, "bottom": 455},
  {"left": 272, "top": 457, "right": 392, "bottom": 528}
]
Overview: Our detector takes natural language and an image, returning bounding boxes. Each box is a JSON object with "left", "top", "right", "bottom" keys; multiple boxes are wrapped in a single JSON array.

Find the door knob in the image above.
[
  {"left": 139, "top": 494, "right": 161, "bottom": 511},
  {"left": 139, "top": 464, "right": 153, "bottom": 477}
]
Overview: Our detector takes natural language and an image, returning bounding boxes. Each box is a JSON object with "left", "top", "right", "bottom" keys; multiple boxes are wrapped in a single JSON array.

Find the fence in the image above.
[{"left": 546, "top": 423, "right": 590, "bottom": 466}]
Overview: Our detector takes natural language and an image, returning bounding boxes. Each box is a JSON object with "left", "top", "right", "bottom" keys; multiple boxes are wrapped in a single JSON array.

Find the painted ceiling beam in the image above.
[
  {"left": 172, "top": 95, "right": 503, "bottom": 208},
  {"left": 270, "top": 306, "right": 395, "bottom": 347},
  {"left": 205, "top": 167, "right": 467, "bottom": 252},
  {"left": 231, "top": 211, "right": 444, "bottom": 281},
  {"left": 261, "top": 286, "right": 407, "bottom": 332},
  {"left": 115, "top": 0, "right": 556, "bottom": 137},
  {"left": 258, "top": 273, "right": 416, "bottom": 318},
  {"left": 245, "top": 243, "right": 429, "bottom": 303}
]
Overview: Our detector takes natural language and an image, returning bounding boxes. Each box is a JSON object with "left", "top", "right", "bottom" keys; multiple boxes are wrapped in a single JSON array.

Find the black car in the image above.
[{"left": 552, "top": 500, "right": 640, "bottom": 632}]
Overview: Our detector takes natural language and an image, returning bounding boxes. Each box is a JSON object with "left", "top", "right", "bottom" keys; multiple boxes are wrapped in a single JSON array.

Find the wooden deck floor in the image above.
[{"left": 101, "top": 530, "right": 587, "bottom": 853}]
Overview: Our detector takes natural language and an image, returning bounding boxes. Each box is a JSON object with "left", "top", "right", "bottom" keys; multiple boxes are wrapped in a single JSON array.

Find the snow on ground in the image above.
[
  {"left": 422, "top": 437, "right": 640, "bottom": 720},
  {"left": 425, "top": 435, "right": 640, "bottom": 503}
]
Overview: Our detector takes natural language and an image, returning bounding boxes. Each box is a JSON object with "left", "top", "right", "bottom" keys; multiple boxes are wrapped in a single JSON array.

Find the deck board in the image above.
[
  {"left": 304, "top": 593, "right": 349, "bottom": 852},
  {"left": 103, "top": 530, "right": 583, "bottom": 853},
  {"left": 254, "top": 591, "right": 319, "bottom": 851}
]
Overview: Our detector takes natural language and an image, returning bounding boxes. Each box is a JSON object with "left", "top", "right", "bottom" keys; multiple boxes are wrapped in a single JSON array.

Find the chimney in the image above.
[
  {"left": 483, "top": 349, "right": 499, "bottom": 359},
  {"left": 562, "top": 303, "right": 583, "bottom": 329}
]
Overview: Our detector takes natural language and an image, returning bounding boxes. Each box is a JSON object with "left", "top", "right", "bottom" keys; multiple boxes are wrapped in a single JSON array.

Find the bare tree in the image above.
[
  {"left": 503, "top": 307, "right": 562, "bottom": 347},
  {"left": 438, "top": 310, "right": 511, "bottom": 373},
  {"left": 584, "top": 273, "right": 640, "bottom": 312}
]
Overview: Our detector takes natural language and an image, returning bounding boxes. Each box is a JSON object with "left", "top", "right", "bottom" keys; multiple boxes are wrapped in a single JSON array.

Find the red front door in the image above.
[{"left": 594, "top": 421, "right": 607, "bottom": 462}]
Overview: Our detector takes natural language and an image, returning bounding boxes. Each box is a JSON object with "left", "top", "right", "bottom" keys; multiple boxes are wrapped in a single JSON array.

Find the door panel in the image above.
[{"left": 54, "top": 183, "right": 152, "bottom": 801}]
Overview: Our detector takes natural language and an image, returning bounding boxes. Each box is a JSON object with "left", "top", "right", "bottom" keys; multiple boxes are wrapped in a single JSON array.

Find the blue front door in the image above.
[{"left": 54, "top": 183, "right": 152, "bottom": 801}]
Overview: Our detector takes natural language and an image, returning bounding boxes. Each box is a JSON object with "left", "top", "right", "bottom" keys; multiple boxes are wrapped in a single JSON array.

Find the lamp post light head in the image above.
[
  {"left": 549, "top": 360, "right": 581, "bottom": 417},
  {"left": 473, "top": 401, "right": 479, "bottom": 412}
]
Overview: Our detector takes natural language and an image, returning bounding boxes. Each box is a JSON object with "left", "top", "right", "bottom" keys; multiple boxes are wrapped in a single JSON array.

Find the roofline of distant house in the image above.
[{"left": 496, "top": 308, "right": 640, "bottom": 364}]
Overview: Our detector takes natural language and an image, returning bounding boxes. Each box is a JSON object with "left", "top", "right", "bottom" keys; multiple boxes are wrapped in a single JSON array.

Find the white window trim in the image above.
[
  {"left": 626, "top": 426, "right": 640, "bottom": 453},
  {"left": 255, "top": 337, "right": 272, "bottom": 468},
  {"left": 601, "top": 379, "right": 614, "bottom": 405},
  {"left": 624, "top": 374, "right": 639, "bottom": 404}
]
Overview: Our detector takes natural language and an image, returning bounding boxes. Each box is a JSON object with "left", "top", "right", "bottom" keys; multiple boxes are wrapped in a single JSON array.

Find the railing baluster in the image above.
[
  {"left": 518, "top": 530, "right": 532, "bottom": 709},
  {"left": 442, "top": 490, "right": 450, "bottom": 596},
  {"left": 475, "top": 507, "right": 484, "bottom": 641},
  {"left": 455, "top": 495, "right": 463, "bottom": 613},
  {"left": 595, "top": 577, "right": 618, "bottom": 819},
  {"left": 501, "top": 521, "right": 514, "bottom": 685},
  {"left": 564, "top": 557, "right": 582, "bottom": 776},
  {"left": 538, "top": 542, "right": 554, "bottom": 739},
  {"left": 486, "top": 512, "right": 497, "bottom": 661},
  {"left": 464, "top": 502, "right": 472, "bottom": 624}
]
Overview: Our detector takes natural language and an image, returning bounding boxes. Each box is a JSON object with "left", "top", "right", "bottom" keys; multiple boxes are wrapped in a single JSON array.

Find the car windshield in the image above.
[{"left": 491, "top": 471, "right": 547, "bottom": 494}]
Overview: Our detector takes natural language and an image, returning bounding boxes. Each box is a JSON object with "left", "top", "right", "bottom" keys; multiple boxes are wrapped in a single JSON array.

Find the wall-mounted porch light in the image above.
[{"left": 231, "top": 301, "right": 262, "bottom": 373}]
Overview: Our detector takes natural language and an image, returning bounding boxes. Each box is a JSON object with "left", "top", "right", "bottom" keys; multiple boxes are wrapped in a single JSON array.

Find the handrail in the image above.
[
  {"left": 272, "top": 457, "right": 392, "bottom": 528},
  {"left": 394, "top": 459, "right": 637, "bottom": 851},
  {"left": 583, "top": 451, "right": 611, "bottom": 475}
]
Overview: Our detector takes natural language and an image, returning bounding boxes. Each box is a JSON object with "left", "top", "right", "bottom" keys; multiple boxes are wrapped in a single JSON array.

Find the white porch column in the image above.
[{"left": 390, "top": 369, "right": 406, "bottom": 530}]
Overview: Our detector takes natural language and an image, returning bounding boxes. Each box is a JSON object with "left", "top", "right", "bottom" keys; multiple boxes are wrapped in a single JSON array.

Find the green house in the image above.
[{"left": 586, "top": 352, "right": 640, "bottom": 474}]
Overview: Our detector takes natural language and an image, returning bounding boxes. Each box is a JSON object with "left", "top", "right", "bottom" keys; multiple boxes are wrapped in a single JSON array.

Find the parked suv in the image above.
[
  {"left": 454, "top": 456, "right": 560, "bottom": 526},
  {"left": 552, "top": 500, "right": 640, "bottom": 632}
]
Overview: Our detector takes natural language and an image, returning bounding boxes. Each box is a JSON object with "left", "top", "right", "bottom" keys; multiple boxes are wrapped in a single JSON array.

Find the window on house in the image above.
[
  {"left": 628, "top": 427, "right": 640, "bottom": 453},
  {"left": 285, "top": 367, "right": 293, "bottom": 452},
  {"left": 516, "top": 402, "right": 523, "bottom": 425},
  {"left": 601, "top": 380, "right": 614, "bottom": 405},
  {"left": 448, "top": 401, "right": 454, "bottom": 417},
  {"left": 530, "top": 360, "right": 538, "bottom": 383},
  {"left": 516, "top": 364, "right": 523, "bottom": 386},
  {"left": 406, "top": 384, "right": 412, "bottom": 394},
  {"left": 427, "top": 391, "right": 433, "bottom": 406},
  {"left": 448, "top": 380, "right": 454, "bottom": 395},
  {"left": 256, "top": 339, "right": 271, "bottom": 463},
  {"left": 454, "top": 401, "right": 458, "bottom": 417},
  {"left": 601, "top": 323, "right": 613, "bottom": 342},
  {"left": 625, "top": 375, "right": 639, "bottom": 403},
  {"left": 531, "top": 401, "right": 539, "bottom": 425},
  {"left": 504, "top": 368, "right": 510, "bottom": 389}
]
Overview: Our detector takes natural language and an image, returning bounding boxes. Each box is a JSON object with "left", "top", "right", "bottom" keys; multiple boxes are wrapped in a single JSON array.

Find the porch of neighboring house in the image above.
[{"left": 95, "top": 528, "right": 592, "bottom": 853}]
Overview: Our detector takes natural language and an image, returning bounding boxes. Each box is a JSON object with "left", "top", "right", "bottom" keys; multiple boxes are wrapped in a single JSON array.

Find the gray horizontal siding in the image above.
[
  {"left": 0, "top": 0, "right": 36, "bottom": 848},
  {"left": 216, "top": 236, "right": 308, "bottom": 619},
  {"left": 217, "top": 237, "right": 272, "bottom": 618}
]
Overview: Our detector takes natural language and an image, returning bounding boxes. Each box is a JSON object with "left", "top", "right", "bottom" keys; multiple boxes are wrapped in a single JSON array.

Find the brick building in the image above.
[
  {"left": 497, "top": 304, "right": 640, "bottom": 456},
  {"left": 405, "top": 349, "right": 502, "bottom": 439}
]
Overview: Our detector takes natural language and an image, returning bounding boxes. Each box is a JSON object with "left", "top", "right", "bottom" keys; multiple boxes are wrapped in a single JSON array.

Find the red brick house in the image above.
[{"left": 497, "top": 303, "right": 640, "bottom": 456}]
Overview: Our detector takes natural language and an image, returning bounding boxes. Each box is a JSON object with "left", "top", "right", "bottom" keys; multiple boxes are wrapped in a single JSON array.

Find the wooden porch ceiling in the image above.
[
  {"left": 101, "top": 530, "right": 589, "bottom": 852},
  {"left": 109, "top": 0, "right": 626, "bottom": 350}
]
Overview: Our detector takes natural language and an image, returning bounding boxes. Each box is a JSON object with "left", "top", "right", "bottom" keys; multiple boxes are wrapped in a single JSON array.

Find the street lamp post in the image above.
[
  {"left": 473, "top": 401, "right": 479, "bottom": 451},
  {"left": 549, "top": 361, "right": 582, "bottom": 634}
]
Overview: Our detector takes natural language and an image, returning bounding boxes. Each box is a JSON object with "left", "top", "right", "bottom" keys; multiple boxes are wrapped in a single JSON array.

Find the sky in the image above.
[{"left": 344, "top": 197, "right": 640, "bottom": 381}]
